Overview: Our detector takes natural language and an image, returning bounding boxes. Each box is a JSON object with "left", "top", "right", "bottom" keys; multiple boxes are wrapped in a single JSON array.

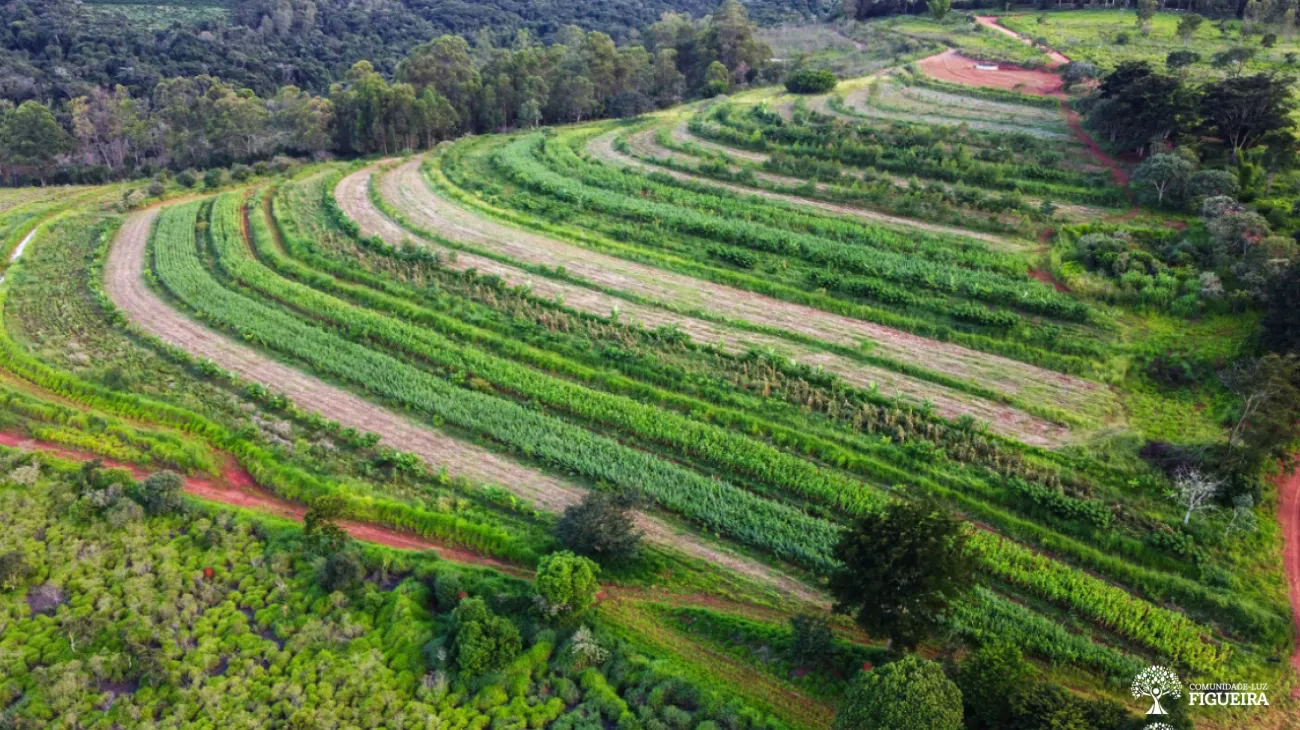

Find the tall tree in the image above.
[
  {"left": 828, "top": 500, "right": 973, "bottom": 650},
  {"left": 1200, "top": 74, "right": 1295, "bottom": 160},
  {"left": 397, "top": 35, "right": 482, "bottom": 130},
  {"left": 0, "top": 100, "right": 68, "bottom": 185}
]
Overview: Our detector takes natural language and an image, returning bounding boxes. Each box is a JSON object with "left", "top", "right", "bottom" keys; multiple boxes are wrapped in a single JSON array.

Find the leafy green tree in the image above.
[
  {"left": 704, "top": 61, "right": 730, "bottom": 96},
  {"left": 397, "top": 35, "right": 482, "bottom": 128},
  {"left": 1220, "top": 355, "right": 1300, "bottom": 475},
  {"left": 788, "top": 614, "right": 835, "bottom": 667},
  {"left": 303, "top": 494, "right": 351, "bottom": 555},
  {"left": 1177, "top": 13, "right": 1205, "bottom": 45},
  {"left": 0, "top": 100, "right": 68, "bottom": 185},
  {"left": 452, "top": 597, "right": 522, "bottom": 674},
  {"left": 535, "top": 551, "right": 601, "bottom": 618},
  {"left": 555, "top": 490, "right": 642, "bottom": 565},
  {"left": 1136, "top": 0, "right": 1159, "bottom": 28},
  {"left": 927, "top": 0, "right": 951, "bottom": 20},
  {"left": 1262, "top": 264, "right": 1300, "bottom": 354},
  {"left": 829, "top": 500, "right": 972, "bottom": 651},
  {"left": 1187, "top": 169, "right": 1240, "bottom": 203},
  {"left": 1131, "top": 153, "right": 1195, "bottom": 206},
  {"left": 957, "top": 643, "right": 1031, "bottom": 730},
  {"left": 203, "top": 168, "right": 226, "bottom": 189},
  {"left": 1212, "top": 46, "right": 1257, "bottom": 76},
  {"left": 785, "top": 69, "right": 837, "bottom": 94},
  {"left": 135, "top": 470, "right": 187, "bottom": 516},
  {"left": 321, "top": 550, "right": 364, "bottom": 592},
  {"left": 1061, "top": 61, "right": 1098, "bottom": 89},
  {"left": 1166, "top": 50, "right": 1201, "bottom": 72},
  {"left": 834, "top": 656, "right": 962, "bottom": 730},
  {"left": 1200, "top": 74, "right": 1295, "bottom": 160}
]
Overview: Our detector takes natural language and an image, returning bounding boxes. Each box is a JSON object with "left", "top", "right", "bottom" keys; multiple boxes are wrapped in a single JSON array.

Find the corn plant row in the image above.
[
  {"left": 503, "top": 134, "right": 1091, "bottom": 324},
  {"left": 294, "top": 179, "right": 1259, "bottom": 627},
  {"left": 438, "top": 145, "right": 1102, "bottom": 378},
  {"left": 231, "top": 194, "right": 1242, "bottom": 671},
  {"left": 154, "top": 199, "right": 843, "bottom": 570},
  {"left": 948, "top": 586, "right": 1145, "bottom": 682}
]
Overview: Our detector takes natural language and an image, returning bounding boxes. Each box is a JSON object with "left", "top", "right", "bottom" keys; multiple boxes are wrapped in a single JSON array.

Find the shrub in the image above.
[
  {"left": 788, "top": 614, "right": 834, "bottom": 667},
  {"left": 176, "top": 169, "right": 198, "bottom": 188},
  {"left": 784, "top": 69, "right": 838, "bottom": 94},
  {"left": 135, "top": 470, "right": 187, "bottom": 516},
  {"left": 535, "top": 551, "right": 601, "bottom": 619},
  {"left": 204, "top": 168, "right": 227, "bottom": 189},
  {"left": 231, "top": 163, "right": 253, "bottom": 182},
  {"left": 453, "top": 597, "right": 522, "bottom": 674},
  {"left": 320, "top": 550, "right": 364, "bottom": 592},
  {"left": 146, "top": 179, "right": 166, "bottom": 198},
  {"left": 835, "top": 656, "right": 963, "bottom": 730}
]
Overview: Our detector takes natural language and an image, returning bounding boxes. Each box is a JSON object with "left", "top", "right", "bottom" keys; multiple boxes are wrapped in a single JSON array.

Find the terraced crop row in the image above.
[{"left": 180, "top": 187, "right": 1249, "bottom": 673}]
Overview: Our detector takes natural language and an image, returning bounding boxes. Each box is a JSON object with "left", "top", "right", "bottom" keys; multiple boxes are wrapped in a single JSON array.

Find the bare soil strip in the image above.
[
  {"left": 101, "top": 208, "right": 824, "bottom": 603},
  {"left": 338, "top": 169, "right": 1065, "bottom": 445},
  {"left": 372, "top": 159, "right": 1108, "bottom": 418},
  {"left": 588, "top": 129, "right": 1031, "bottom": 251}
]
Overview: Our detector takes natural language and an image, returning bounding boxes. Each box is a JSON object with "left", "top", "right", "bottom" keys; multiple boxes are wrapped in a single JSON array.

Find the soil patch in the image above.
[{"left": 918, "top": 49, "right": 1064, "bottom": 95}]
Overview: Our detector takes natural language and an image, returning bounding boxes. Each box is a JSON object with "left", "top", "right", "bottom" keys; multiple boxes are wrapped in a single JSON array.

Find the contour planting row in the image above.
[
  {"left": 272, "top": 179, "right": 1156, "bottom": 592},
  {"left": 659, "top": 115, "right": 1115, "bottom": 226},
  {"left": 151, "top": 198, "right": 844, "bottom": 569},
  {"left": 410, "top": 153, "right": 1114, "bottom": 420},
  {"left": 693, "top": 105, "right": 1127, "bottom": 208},
  {"left": 301, "top": 170, "right": 1264, "bottom": 622},
  {"left": 473, "top": 132, "right": 1112, "bottom": 367},
  {"left": 608, "top": 121, "right": 1051, "bottom": 240},
  {"left": 171, "top": 196, "right": 1241, "bottom": 673},
  {"left": 333, "top": 166, "right": 1071, "bottom": 444}
]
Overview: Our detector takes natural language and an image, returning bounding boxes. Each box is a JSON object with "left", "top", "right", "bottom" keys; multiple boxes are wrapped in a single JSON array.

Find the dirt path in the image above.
[
  {"left": 1278, "top": 466, "right": 1300, "bottom": 697},
  {"left": 974, "top": 15, "right": 1071, "bottom": 67},
  {"left": 338, "top": 168, "right": 1066, "bottom": 444},
  {"left": 589, "top": 129, "right": 1031, "bottom": 251},
  {"left": 101, "top": 207, "right": 825, "bottom": 603},
  {"left": 371, "top": 160, "right": 1108, "bottom": 420}
]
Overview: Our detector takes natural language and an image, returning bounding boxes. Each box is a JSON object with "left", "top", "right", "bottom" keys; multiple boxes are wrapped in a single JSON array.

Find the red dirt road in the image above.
[{"left": 1278, "top": 466, "right": 1300, "bottom": 696}]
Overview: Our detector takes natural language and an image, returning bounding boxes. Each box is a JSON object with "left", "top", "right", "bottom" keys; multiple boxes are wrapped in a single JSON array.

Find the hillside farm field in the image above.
[{"left": 1, "top": 9, "right": 1299, "bottom": 730}]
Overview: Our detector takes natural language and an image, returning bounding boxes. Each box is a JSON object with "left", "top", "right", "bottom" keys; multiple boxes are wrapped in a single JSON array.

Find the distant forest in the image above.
[{"left": 0, "top": 0, "right": 829, "bottom": 104}]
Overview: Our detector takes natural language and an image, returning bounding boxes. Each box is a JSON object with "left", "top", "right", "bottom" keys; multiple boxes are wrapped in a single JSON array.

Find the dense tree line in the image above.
[
  {"left": 0, "top": 0, "right": 819, "bottom": 105},
  {"left": 0, "top": 1, "right": 775, "bottom": 185}
]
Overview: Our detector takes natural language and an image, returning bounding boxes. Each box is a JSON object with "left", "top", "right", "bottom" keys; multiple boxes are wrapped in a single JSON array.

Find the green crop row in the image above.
[
  {"left": 154, "top": 198, "right": 843, "bottom": 569},
  {"left": 499, "top": 134, "right": 1091, "bottom": 324}
]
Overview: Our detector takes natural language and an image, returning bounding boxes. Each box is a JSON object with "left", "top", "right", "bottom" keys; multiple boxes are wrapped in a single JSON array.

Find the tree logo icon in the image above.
[{"left": 1132, "top": 666, "right": 1182, "bottom": 715}]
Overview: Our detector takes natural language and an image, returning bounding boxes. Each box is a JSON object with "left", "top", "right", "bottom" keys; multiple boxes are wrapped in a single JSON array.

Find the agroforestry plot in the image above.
[{"left": 0, "top": 7, "right": 1298, "bottom": 730}]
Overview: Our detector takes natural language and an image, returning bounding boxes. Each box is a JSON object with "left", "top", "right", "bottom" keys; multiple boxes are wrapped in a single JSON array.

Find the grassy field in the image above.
[
  {"left": 1000, "top": 8, "right": 1300, "bottom": 73},
  {"left": 0, "top": 10, "right": 1295, "bottom": 730}
]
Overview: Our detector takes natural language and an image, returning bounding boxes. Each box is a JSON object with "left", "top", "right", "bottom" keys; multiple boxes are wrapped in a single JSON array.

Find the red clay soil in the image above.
[
  {"left": 1277, "top": 465, "right": 1300, "bottom": 697},
  {"left": 0, "top": 431, "right": 527, "bottom": 576},
  {"left": 918, "top": 49, "right": 1064, "bottom": 95},
  {"left": 1028, "top": 268, "right": 1069, "bottom": 293}
]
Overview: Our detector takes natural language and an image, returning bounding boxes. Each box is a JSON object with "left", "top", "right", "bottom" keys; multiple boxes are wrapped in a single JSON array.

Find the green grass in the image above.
[{"left": 1000, "top": 9, "right": 1300, "bottom": 74}]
